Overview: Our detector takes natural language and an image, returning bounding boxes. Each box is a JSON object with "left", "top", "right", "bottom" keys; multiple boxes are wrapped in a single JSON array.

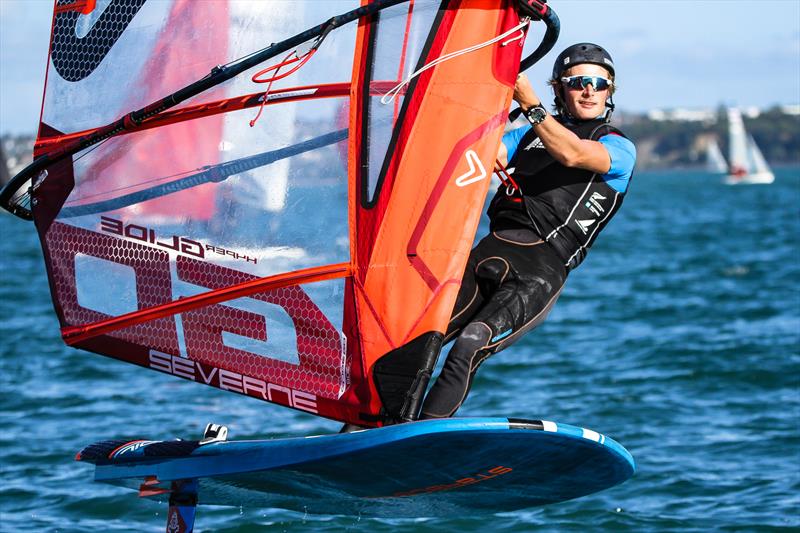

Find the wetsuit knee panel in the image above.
[
  {"left": 475, "top": 257, "right": 511, "bottom": 293},
  {"left": 449, "top": 322, "right": 492, "bottom": 362}
]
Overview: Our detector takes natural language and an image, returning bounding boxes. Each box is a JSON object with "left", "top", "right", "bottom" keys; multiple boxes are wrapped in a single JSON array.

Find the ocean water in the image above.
[{"left": 1, "top": 168, "right": 798, "bottom": 532}]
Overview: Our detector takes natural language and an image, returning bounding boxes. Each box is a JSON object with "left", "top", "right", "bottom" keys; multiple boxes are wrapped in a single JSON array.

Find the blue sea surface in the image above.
[{"left": 1, "top": 168, "right": 798, "bottom": 531}]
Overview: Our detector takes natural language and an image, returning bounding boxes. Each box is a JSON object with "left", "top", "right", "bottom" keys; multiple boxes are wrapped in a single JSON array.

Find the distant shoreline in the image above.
[{"left": 3, "top": 106, "right": 799, "bottom": 177}]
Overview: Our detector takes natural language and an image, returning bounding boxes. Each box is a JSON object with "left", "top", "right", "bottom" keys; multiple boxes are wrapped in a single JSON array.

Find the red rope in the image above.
[
  {"left": 249, "top": 48, "right": 317, "bottom": 127},
  {"left": 494, "top": 158, "right": 520, "bottom": 194}
]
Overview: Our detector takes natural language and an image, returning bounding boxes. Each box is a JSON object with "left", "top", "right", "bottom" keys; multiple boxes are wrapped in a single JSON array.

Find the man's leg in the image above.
[
  {"left": 442, "top": 244, "right": 485, "bottom": 342},
  {"left": 420, "top": 229, "right": 566, "bottom": 419}
]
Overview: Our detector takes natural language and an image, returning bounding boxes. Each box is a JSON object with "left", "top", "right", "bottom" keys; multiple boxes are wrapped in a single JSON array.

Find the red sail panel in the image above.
[
  {"left": 95, "top": 0, "right": 227, "bottom": 220},
  {"left": 44, "top": 220, "right": 358, "bottom": 418}
]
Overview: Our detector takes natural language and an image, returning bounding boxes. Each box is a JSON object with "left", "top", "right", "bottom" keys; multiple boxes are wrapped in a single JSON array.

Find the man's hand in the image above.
[{"left": 514, "top": 73, "right": 541, "bottom": 111}]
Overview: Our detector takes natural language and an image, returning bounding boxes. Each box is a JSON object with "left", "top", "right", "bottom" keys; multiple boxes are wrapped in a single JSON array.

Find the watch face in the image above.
[{"left": 527, "top": 106, "right": 546, "bottom": 124}]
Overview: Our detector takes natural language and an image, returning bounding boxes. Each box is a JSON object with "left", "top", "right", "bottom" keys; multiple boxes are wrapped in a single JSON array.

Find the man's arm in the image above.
[
  {"left": 497, "top": 124, "right": 530, "bottom": 167},
  {"left": 513, "top": 74, "right": 611, "bottom": 174}
]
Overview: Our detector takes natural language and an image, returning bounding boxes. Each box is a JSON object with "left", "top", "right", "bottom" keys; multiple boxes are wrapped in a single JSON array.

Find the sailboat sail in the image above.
[
  {"left": 705, "top": 138, "right": 727, "bottom": 174},
  {"left": 727, "top": 108, "right": 749, "bottom": 177},
  {"left": 725, "top": 108, "right": 774, "bottom": 184},
  {"left": 6, "top": 0, "right": 547, "bottom": 426},
  {"left": 746, "top": 134, "right": 771, "bottom": 175}
]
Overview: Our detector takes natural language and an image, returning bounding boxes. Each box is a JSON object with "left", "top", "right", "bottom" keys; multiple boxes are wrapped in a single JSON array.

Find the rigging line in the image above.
[
  {"left": 393, "top": 0, "right": 416, "bottom": 123},
  {"left": 10, "top": 136, "right": 113, "bottom": 215},
  {"left": 72, "top": 137, "right": 111, "bottom": 163},
  {"left": 249, "top": 50, "right": 297, "bottom": 127},
  {"left": 380, "top": 18, "right": 529, "bottom": 105},
  {"left": 220, "top": 10, "right": 330, "bottom": 72},
  {"left": 249, "top": 48, "right": 317, "bottom": 127}
]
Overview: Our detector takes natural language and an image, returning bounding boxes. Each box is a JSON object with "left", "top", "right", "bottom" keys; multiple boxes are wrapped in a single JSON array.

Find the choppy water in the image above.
[{"left": 1, "top": 168, "right": 798, "bottom": 532}]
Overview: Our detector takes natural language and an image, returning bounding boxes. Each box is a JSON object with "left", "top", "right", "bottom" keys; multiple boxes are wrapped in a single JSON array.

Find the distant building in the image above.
[
  {"left": 647, "top": 108, "right": 717, "bottom": 123},
  {"left": 780, "top": 104, "right": 800, "bottom": 116},
  {"left": 647, "top": 104, "right": 800, "bottom": 122}
]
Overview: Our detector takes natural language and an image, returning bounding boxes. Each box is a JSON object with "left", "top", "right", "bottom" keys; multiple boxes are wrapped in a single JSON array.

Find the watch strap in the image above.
[{"left": 524, "top": 103, "right": 547, "bottom": 125}]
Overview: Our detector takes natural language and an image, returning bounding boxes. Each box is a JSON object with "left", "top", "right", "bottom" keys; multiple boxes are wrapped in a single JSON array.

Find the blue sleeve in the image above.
[
  {"left": 598, "top": 134, "right": 636, "bottom": 193},
  {"left": 501, "top": 124, "right": 532, "bottom": 163}
]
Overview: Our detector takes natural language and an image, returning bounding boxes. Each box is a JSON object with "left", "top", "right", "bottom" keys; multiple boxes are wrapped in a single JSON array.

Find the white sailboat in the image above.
[{"left": 725, "top": 108, "right": 774, "bottom": 185}]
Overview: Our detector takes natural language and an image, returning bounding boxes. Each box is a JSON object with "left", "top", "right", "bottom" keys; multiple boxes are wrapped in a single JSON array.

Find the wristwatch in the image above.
[{"left": 524, "top": 102, "right": 547, "bottom": 125}]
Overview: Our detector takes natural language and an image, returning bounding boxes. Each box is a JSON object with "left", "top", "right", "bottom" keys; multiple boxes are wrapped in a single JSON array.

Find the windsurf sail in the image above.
[{"left": 2, "top": 0, "right": 559, "bottom": 426}]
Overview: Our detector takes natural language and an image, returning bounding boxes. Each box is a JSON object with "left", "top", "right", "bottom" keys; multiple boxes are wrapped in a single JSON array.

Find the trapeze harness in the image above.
[{"left": 420, "top": 117, "right": 632, "bottom": 419}]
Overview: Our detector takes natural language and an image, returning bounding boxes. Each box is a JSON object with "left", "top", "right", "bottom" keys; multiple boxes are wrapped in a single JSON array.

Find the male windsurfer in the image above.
[{"left": 419, "top": 43, "right": 636, "bottom": 419}]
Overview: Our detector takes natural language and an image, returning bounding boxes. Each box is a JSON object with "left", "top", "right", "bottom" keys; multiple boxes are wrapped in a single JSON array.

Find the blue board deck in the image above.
[{"left": 77, "top": 418, "right": 635, "bottom": 518}]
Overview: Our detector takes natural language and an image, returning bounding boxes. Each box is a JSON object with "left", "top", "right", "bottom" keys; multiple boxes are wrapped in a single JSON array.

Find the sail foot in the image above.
[{"left": 372, "top": 332, "right": 443, "bottom": 423}]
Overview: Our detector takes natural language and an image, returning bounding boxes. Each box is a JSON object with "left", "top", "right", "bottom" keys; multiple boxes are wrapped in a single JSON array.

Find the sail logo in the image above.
[
  {"left": 455, "top": 150, "right": 487, "bottom": 187},
  {"left": 52, "top": 0, "right": 147, "bottom": 82},
  {"left": 99, "top": 216, "right": 258, "bottom": 265},
  {"left": 148, "top": 350, "right": 319, "bottom": 414}
]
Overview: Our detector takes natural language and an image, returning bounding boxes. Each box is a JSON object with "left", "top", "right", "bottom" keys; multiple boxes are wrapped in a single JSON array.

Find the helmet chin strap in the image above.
[{"left": 603, "top": 93, "right": 615, "bottom": 122}]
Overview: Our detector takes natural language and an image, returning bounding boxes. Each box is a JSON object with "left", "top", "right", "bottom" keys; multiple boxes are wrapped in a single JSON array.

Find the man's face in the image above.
[{"left": 560, "top": 63, "right": 612, "bottom": 120}]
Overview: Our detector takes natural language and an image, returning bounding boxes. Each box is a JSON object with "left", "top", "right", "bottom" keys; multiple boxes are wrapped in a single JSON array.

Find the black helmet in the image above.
[{"left": 552, "top": 43, "right": 615, "bottom": 80}]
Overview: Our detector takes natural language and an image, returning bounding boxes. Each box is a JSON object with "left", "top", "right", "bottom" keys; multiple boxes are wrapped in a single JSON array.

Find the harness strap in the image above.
[{"left": 494, "top": 159, "right": 522, "bottom": 198}]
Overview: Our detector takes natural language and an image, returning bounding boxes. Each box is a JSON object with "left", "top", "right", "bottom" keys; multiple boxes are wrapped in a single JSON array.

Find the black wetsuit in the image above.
[{"left": 420, "top": 117, "right": 631, "bottom": 418}]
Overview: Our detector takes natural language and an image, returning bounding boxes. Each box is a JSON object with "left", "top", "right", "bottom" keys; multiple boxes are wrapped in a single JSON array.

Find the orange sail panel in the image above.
[{"left": 345, "top": 0, "right": 523, "bottom": 422}]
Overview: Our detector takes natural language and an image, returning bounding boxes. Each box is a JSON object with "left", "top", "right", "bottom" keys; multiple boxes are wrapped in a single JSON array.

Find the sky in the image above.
[{"left": 0, "top": 0, "right": 798, "bottom": 134}]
